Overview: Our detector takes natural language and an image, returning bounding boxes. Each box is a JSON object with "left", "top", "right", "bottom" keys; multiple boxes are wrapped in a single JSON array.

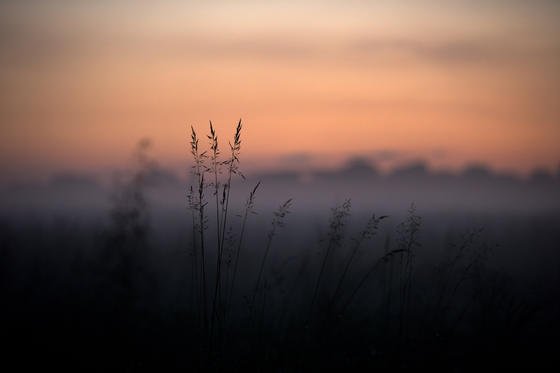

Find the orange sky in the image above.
[{"left": 1, "top": 0, "right": 559, "bottom": 180}]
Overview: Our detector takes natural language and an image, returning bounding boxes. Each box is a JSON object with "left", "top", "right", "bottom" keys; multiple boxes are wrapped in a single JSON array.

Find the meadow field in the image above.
[{"left": 1, "top": 124, "right": 559, "bottom": 371}]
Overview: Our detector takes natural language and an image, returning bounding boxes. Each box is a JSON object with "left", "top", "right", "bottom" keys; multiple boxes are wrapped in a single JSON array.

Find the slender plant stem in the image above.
[{"left": 227, "top": 181, "right": 260, "bottom": 315}]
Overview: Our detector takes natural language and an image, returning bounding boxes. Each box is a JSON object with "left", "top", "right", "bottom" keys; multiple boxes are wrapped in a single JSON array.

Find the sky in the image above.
[{"left": 1, "top": 0, "right": 559, "bottom": 181}]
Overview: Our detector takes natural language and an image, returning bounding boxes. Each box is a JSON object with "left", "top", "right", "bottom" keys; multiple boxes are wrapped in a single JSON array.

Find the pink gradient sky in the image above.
[{"left": 1, "top": 0, "right": 559, "bottom": 181}]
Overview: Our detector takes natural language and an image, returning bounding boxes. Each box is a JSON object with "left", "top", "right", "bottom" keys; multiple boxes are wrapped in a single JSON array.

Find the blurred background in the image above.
[
  {"left": 1, "top": 0, "right": 559, "bottom": 216},
  {"left": 1, "top": 0, "right": 559, "bottom": 178}
]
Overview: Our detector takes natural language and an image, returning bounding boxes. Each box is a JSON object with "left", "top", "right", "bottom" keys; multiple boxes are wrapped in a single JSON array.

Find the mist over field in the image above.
[{"left": 3, "top": 151, "right": 560, "bottom": 217}]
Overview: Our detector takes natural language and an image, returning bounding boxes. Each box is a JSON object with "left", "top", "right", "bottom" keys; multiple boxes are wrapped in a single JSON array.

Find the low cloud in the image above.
[
  {"left": 2, "top": 18, "right": 558, "bottom": 70},
  {"left": 279, "top": 152, "right": 314, "bottom": 165},
  {"left": 370, "top": 149, "right": 403, "bottom": 163}
]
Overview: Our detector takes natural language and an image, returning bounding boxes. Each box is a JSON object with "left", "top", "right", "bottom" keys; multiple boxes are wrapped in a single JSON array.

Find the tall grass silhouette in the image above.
[
  {"left": 1, "top": 120, "right": 556, "bottom": 372},
  {"left": 182, "top": 121, "right": 508, "bottom": 370}
]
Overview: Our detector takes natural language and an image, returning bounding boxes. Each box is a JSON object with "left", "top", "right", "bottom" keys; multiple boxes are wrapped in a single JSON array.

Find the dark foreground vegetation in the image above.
[{"left": 1, "top": 123, "right": 559, "bottom": 371}]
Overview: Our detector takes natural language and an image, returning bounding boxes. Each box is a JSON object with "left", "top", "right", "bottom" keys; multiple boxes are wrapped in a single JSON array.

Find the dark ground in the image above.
[{"left": 1, "top": 203, "right": 559, "bottom": 371}]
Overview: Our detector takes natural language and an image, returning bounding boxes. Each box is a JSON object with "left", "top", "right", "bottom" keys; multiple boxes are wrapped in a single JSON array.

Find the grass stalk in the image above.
[
  {"left": 226, "top": 181, "right": 260, "bottom": 314},
  {"left": 252, "top": 199, "right": 292, "bottom": 311},
  {"left": 329, "top": 213, "right": 387, "bottom": 311},
  {"left": 309, "top": 199, "right": 351, "bottom": 316},
  {"left": 212, "top": 120, "right": 243, "bottom": 328},
  {"left": 190, "top": 126, "right": 209, "bottom": 332}
]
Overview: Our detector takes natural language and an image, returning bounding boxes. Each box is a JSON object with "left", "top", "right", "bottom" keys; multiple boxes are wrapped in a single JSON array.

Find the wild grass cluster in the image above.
[
  {"left": 173, "top": 121, "right": 554, "bottom": 370},
  {"left": 0, "top": 121, "right": 559, "bottom": 371}
]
